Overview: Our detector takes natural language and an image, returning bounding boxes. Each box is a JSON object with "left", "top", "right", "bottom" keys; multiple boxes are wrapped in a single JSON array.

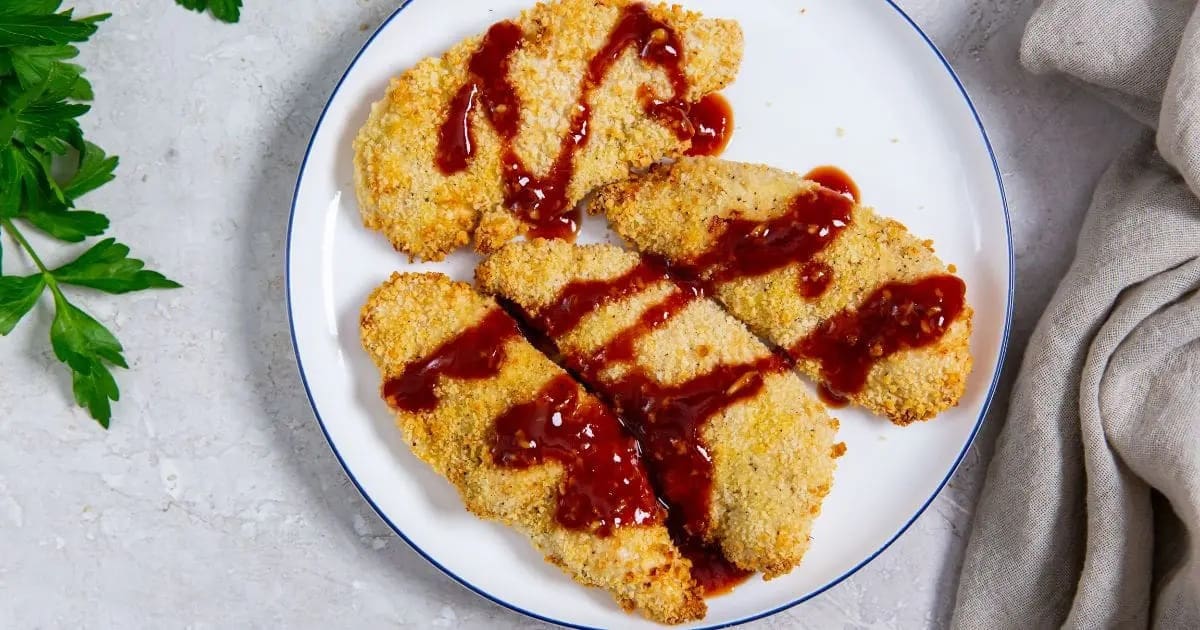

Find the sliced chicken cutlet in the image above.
[
  {"left": 354, "top": 0, "right": 743, "bottom": 261},
  {"left": 594, "top": 157, "right": 974, "bottom": 425},
  {"left": 360, "top": 272, "right": 704, "bottom": 624},
  {"left": 477, "top": 240, "right": 842, "bottom": 579}
]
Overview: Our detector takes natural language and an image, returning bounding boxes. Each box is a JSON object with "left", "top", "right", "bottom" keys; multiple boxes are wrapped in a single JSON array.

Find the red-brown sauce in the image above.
[
  {"left": 517, "top": 260, "right": 775, "bottom": 594},
  {"left": 435, "top": 83, "right": 481, "bottom": 175},
  {"left": 596, "top": 355, "right": 783, "bottom": 541},
  {"left": 805, "top": 165, "right": 860, "bottom": 203},
  {"left": 533, "top": 261, "right": 669, "bottom": 338},
  {"left": 677, "top": 534, "right": 753, "bottom": 596},
  {"left": 794, "top": 275, "right": 967, "bottom": 402},
  {"left": 670, "top": 186, "right": 854, "bottom": 294},
  {"left": 582, "top": 286, "right": 703, "bottom": 370},
  {"left": 817, "top": 385, "right": 851, "bottom": 409},
  {"left": 593, "top": 3, "right": 691, "bottom": 138},
  {"left": 382, "top": 309, "right": 518, "bottom": 412},
  {"left": 384, "top": 308, "right": 661, "bottom": 535},
  {"left": 686, "top": 93, "right": 734, "bottom": 157},
  {"left": 435, "top": 21, "right": 523, "bottom": 174},
  {"left": 797, "top": 261, "right": 834, "bottom": 298},
  {"left": 437, "top": 20, "right": 583, "bottom": 239},
  {"left": 435, "top": 4, "right": 734, "bottom": 239},
  {"left": 491, "top": 374, "right": 661, "bottom": 535}
]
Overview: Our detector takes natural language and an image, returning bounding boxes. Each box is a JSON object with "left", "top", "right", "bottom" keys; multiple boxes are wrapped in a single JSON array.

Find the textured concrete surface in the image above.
[{"left": 0, "top": 1, "right": 1141, "bottom": 628}]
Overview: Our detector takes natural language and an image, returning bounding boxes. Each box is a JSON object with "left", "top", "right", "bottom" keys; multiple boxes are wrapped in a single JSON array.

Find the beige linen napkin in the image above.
[{"left": 952, "top": 1, "right": 1200, "bottom": 628}]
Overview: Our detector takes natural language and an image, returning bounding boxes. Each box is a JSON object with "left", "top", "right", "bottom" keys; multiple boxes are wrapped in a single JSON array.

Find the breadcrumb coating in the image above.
[
  {"left": 477, "top": 240, "right": 841, "bottom": 579},
  {"left": 593, "top": 156, "right": 974, "bottom": 425},
  {"left": 353, "top": 0, "right": 743, "bottom": 261},
  {"left": 360, "top": 272, "right": 704, "bottom": 623}
]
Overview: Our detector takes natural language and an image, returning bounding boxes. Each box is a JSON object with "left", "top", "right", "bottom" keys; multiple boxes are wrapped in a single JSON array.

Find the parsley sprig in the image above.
[
  {"left": 0, "top": 2, "right": 183, "bottom": 428},
  {"left": 174, "top": 0, "right": 242, "bottom": 23}
]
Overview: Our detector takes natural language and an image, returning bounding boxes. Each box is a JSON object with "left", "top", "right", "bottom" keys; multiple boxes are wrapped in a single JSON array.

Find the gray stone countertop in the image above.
[{"left": 1, "top": 1, "right": 1141, "bottom": 627}]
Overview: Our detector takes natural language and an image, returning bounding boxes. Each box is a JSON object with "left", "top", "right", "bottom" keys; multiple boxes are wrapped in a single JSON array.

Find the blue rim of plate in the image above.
[{"left": 284, "top": 1, "right": 1014, "bottom": 628}]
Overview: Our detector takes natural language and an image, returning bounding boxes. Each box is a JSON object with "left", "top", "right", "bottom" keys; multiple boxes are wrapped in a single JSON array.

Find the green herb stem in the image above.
[{"left": 2, "top": 218, "right": 52, "bottom": 277}]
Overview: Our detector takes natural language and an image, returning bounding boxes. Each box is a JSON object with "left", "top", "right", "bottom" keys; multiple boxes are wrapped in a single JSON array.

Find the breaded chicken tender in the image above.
[
  {"left": 354, "top": 0, "right": 743, "bottom": 261},
  {"left": 477, "top": 241, "right": 841, "bottom": 579},
  {"left": 593, "top": 157, "right": 974, "bottom": 425},
  {"left": 360, "top": 273, "right": 703, "bottom": 623}
]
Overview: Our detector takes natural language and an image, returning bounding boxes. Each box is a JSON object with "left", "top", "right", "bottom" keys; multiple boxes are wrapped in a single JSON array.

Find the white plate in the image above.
[{"left": 286, "top": 1, "right": 1013, "bottom": 627}]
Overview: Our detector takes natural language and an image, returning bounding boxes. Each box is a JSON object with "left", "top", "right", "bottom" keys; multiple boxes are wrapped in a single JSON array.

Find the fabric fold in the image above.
[{"left": 953, "top": 1, "right": 1200, "bottom": 627}]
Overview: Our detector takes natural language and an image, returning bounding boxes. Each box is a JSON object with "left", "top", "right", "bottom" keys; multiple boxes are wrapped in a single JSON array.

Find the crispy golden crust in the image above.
[
  {"left": 593, "top": 157, "right": 974, "bottom": 425},
  {"left": 477, "top": 241, "right": 841, "bottom": 578},
  {"left": 353, "top": 0, "right": 743, "bottom": 261},
  {"left": 360, "top": 272, "right": 703, "bottom": 624}
]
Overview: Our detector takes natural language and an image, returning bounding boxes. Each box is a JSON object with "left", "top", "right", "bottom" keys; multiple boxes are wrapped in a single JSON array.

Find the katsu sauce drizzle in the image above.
[
  {"left": 491, "top": 374, "right": 661, "bottom": 535},
  {"left": 382, "top": 309, "right": 518, "bottom": 412},
  {"left": 677, "top": 532, "right": 753, "bottom": 596},
  {"left": 667, "top": 185, "right": 854, "bottom": 295},
  {"left": 522, "top": 257, "right": 774, "bottom": 594},
  {"left": 793, "top": 274, "right": 967, "bottom": 405},
  {"left": 600, "top": 354, "right": 783, "bottom": 538},
  {"left": 686, "top": 93, "right": 734, "bottom": 157},
  {"left": 804, "top": 165, "right": 860, "bottom": 203},
  {"left": 435, "top": 3, "right": 733, "bottom": 239},
  {"left": 382, "top": 308, "right": 661, "bottom": 536},
  {"left": 533, "top": 260, "right": 669, "bottom": 338}
]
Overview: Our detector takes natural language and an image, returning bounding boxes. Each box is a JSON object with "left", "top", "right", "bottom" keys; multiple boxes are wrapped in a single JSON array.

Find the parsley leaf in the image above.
[
  {"left": 175, "top": 0, "right": 242, "bottom": 23},
  {"left": 53, "top": 238, "right": 181, "bottom": 293},
  {"left": 0, "top": 10, "right": 102, "bottom": 48},
  {"left": 21, "top": 204, "right": 109, "bottom": 241},
  {"left": 3, "top": 63, "right": 90, "bottom": 157},
  {"left": 0, "top": 2, "right": 67, "bottom": 18},
  {"left": 0, "top": 3, "right": 193, "bottom": 427},
  {"left": 62, "top": 141, "right": 116, "bottom": 200},
  {"left": 12, "top": 96, "right": 88, "bottom": 155},
  {"left": 12, "top": 141, "right": 116, "bottom": 242},
  {"left": 8, "top": 44, "right": 92, "bottom": 100},
  {"left": 0, "top": 273, "right": 44, "bottom": 334},
  {"left": 49, "top": 287, "right": 124, "bottom": 427},
  {"left": 0, "top": 146, "right": 32, "bottom": 218}
]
